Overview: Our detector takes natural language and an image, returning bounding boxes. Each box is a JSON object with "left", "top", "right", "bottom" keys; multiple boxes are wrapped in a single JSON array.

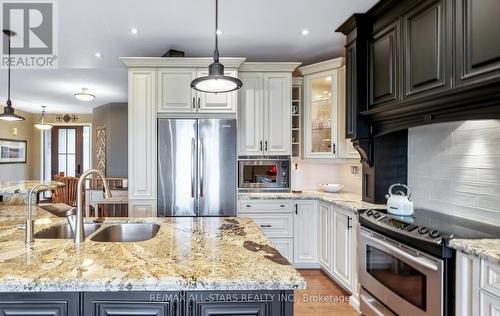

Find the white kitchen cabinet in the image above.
[
  {"left": 293, "top": 200, "right": 319, "bottom": 268},
  {"left": 263, "top": 73, "right": 292, "bottom": 155},
  {"left": 157, "top": 67, "right": 237, "bottom": 114},
  {"left": 332, "top": 206, "right": 355, "bottom": 289},
  {"left": 319, "top": 201, "right": 333, "bottom": 272},
  {"left": 300, "top": 58, "right": 358, "bottom": 160},
  {"left": 238, "top": 64, "right": 298, "bottom": 156},
  {"left": 455, "top": 252, "right": 500, "bottom": 316},
  {"left": 157, "top": 68, "right": 197, "bottom": 113},
  {"left": 129, "top": 201, "right": 156, "bottom": 217},
  {"left": 128, "top": 69, "right": 157, "bottom": 215},
  {"left": 270, "top": 237, "right": 294, "bottom": 263},
  {"left": 238, "top": 73, "right": 264, "bottom": 155},
  {"left": 196, "top": 69, "right": 238, "bottom": 113}
]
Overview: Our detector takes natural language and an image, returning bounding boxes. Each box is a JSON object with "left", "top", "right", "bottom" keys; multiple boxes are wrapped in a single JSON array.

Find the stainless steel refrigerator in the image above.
[{"left": 157, "top": 118, "right": 236, "bottom": 216}]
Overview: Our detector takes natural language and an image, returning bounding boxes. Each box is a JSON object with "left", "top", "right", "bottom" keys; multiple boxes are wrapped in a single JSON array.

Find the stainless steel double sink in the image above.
[{"left": 34, "top": 223, "right": 160, "bottom": 242}]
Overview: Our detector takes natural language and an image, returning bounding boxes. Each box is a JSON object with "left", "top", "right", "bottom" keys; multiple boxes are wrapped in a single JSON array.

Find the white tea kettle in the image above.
[{"left": 386, "top": 183, "right": 414, "bottom": 216}]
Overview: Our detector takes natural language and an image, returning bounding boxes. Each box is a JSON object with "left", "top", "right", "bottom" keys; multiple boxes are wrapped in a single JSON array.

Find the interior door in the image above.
[
  {"left": 157, "top": 119, "right": 197, "bottom": 216},
  {"left": 197, "top": 119, "right": 236, "bottom": 216},
  {"left": 50, "top": 126, "right": 83, "bottom": 178}
]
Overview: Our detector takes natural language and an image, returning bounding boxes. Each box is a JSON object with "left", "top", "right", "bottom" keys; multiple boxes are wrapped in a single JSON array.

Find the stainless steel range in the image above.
[{"left": 359, "top": 209, "right": 500, "bottom": 316}]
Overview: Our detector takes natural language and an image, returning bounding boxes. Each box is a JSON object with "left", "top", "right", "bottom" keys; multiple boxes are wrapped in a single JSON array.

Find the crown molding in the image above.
[
  {"left": 120, "top": 57, "right": 246, "bottom": 68},
  {"left": 298, "top": 57, "right": 345, "bottom": 75},
  {"left": 239, "top": 62, "right": 301, "bottom": 72}
]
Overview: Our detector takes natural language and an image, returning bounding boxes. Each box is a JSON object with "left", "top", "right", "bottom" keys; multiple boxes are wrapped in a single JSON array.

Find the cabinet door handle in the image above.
[
  {"left": 295, "top": 204, "right": 298, "bottom": 215},
  {"left": 197, "top": 97, "right": 201, "bottom": 109},
  {"left": 280, "top": 204, "right": 285, "bottom": 208},
  {"left": 246, "top": 205, "right": 252, "bottom": 208},
  {"left": 347, "top": 216, "right": 352, "bottom": 230},
  {"left": 259, "top": 140, "right": 263, "bottom": 151},
  {"left": 265, "top": 140, "right": 268, "bottom": 151},
  {"left": 332, "top": 143, "right": 336, "bottom": 154},
  {"left": 192, "top": 97, "right": 196, "bottom": 109},
  {"left": 260, "top": 224, "right": 272, "bottom": 228}
]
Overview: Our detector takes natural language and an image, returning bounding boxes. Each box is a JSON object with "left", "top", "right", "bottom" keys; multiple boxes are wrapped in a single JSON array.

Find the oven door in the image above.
[
  {"left": 238, "top": 160, "right": 287, "bottom": 190},
  {"left": 359, "top": 228, "right": 443, "bottom": 316}
]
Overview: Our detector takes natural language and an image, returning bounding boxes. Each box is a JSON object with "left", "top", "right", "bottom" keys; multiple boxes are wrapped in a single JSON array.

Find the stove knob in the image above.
[
  {"left": 373, "top": 212, "right": 381, "bottom": 219},
  {"left": 417, "top": 227, "right": 429, "bottom": 235},
  {"left": 429, "top": 230, "right": 441, "bottom": 238},
  {"left": 366, "top": 210, "right": 373, "bottom": 216}
]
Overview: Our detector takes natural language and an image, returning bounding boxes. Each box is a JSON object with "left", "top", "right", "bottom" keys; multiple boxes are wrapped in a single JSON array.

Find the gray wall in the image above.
[
  {"left": 408, "top": 120, "right": 500, "bottom": 226},
  {"left": 92, "top": 103, "right": 128, "bottom": 177}
]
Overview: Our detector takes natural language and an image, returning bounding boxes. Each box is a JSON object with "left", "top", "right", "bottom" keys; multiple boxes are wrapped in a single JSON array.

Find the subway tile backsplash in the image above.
[{"left": 408, "top": 120, "right": 500, "bottom": 226}]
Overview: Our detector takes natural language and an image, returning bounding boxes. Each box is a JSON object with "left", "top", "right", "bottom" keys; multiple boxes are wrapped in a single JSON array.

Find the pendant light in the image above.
[
  {"left": 190, "top": 0, "right": 242, "bottom": 93},
  {"left": 0, "top": 30, "right": 25, "bottom": 121},
  {"left": 34, "top": 106, "right": 53, "bottom": 130},
  {"left": 74, "top": 88, "right": 95, "bottom": 101}
]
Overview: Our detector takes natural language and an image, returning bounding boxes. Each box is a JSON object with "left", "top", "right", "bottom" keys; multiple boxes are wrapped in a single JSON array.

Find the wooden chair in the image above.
[{"left": 40, "top": 176, "right": 82, "bottom": 217}]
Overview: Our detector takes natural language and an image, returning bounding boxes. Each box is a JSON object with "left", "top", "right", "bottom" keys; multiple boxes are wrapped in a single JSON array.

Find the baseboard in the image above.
[
  {"left": 293, "top": 262, "right": 321, "bottom": 269},
  {"left": 349, "top": 294, "right": 360, "bottom": 313}
]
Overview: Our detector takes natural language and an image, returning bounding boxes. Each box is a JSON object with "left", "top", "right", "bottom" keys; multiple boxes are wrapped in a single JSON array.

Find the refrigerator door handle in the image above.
[
  {"left": 199, "top": 137, "right": 204, "bottom": 198},
  {"left": 191, "top": 137, "right": 196, "bottom": 198}
]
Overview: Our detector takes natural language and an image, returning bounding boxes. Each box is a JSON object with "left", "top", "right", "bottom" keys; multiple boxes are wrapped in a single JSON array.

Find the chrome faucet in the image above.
[
  {"left": 75, "top": 169, "right": 112, "bottom": 244},
  {"left": 26, "top": 184, "right": 51, "bottom": 244}
]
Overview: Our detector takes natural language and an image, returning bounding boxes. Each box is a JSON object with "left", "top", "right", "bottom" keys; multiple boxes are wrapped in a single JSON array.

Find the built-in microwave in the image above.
[{"left": 238, "top": 158, "right": 290, "bottom": 192}]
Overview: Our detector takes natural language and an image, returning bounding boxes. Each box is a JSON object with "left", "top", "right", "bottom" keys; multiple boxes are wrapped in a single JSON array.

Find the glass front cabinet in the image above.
[{"left": 301, "top": 58, "right": 345, "bottom": 159}]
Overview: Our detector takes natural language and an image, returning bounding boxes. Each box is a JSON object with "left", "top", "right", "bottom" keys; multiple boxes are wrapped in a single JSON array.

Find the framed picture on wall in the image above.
[{"left": 0, "top": 139, "right": 27, "bottom": 164}]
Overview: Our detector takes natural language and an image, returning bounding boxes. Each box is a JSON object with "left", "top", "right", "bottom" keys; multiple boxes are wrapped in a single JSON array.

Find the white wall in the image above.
[
  {"left": 408, "top": 120, "right": 500, "bottom": 225},
  {"left": 291, "top": 160, "right": 362, "bottom": 194}
]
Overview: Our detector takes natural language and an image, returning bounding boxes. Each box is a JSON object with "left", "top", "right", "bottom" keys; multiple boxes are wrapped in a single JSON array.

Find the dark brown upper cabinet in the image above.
[
  {"left": 345, "top": 42, "right": 357, "bottom": 138},
  {"left": 456, "top": 0, "right": 500, "bottom": 85},
  {"left": 403, "top": 0, "right": 447, "bottom": 98},
  {"left": 369, "top": 22, "right": 400, "bottom": 108}
]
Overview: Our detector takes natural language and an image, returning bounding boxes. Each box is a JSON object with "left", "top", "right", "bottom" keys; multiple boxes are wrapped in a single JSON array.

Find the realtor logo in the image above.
[{"left": 1, "top": 0, "right": 58, "bottom": 68}]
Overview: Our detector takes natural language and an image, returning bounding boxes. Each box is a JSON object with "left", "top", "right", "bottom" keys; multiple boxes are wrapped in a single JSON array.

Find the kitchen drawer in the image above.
[
  {"left": 238, "top": 200, "right": 293, "bottom": 213},
  {"left": 270, "top": 237, "right": 293, "bottom": 262},
  {"left": 239, "top": 212, "right": 294, "bottom": 237},
  {"left": 480, "top": 290, "right": 500, "bottom": 316},
  {"left": 482, "top": 260, "right": 500, "bottom": 297}
]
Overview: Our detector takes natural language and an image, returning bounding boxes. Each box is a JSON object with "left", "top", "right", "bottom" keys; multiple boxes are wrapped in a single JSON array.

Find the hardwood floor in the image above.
[{"left": 294, "top": 269, "right": 359, "bottom": 316}]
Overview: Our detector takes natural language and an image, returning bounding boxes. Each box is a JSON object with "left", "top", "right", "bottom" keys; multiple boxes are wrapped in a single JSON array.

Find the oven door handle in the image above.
[{"left": 364, "top": 232, "right": 439, "bottom": 272}]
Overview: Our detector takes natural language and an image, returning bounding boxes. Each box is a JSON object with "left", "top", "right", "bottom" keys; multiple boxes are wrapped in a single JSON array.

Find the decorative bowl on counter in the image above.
[{"left": 318, "top": 183, "right": 344, "bottom": 193}]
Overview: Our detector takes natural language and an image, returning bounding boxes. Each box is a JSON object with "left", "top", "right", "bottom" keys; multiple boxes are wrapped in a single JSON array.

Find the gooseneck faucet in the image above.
[
  {"left": 75, "top": 169, "right": 112, "bottom": 244},
  {"left": 26, "top": 184, "right": 51, "bottom": 244}
]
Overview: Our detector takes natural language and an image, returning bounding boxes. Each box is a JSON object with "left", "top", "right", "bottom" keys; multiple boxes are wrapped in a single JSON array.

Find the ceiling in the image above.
[{"left": 0, "top": 0, "right": 378, "bottom": 114}]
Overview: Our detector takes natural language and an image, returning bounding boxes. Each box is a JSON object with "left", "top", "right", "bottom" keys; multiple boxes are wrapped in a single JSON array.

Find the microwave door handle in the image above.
[{"left": 364, "top": 233, "right": 439, "bottom": 271}]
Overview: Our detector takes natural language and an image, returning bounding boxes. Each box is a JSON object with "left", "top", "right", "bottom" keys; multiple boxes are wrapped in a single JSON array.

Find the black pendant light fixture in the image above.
[
  {"left": 0, "top": 29, "right": 25, "bottom": 121},
  {"left": 190, "top": 0, "right": 242, "bottom": 94}
]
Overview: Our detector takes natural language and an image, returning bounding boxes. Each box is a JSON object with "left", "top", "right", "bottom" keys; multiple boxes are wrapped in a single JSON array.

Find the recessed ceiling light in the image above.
[
  {"left": 216, "top": 29, "right": 222, "bottom": 35},
  {"left": 301, "top": 29, "right": 309, "bottom": 36},
  {"left": 74, "top": 88, "right": 95, "bottom": 102},
  {"left": 130, "top": 28, "right": 138, "bottom": 35},
  {"left": 94, "top": 52, "right": 102, "bottom": 58}
]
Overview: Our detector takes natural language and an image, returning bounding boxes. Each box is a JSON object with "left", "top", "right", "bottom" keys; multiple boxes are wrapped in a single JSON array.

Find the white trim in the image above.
[
  {"left": 120, "top": 57, "right": 246, "bottom": 68},
  {"left": 298, "top": 57, "right": 345, "bottom": 75},
  {"left": 239, "top": 62, "right": 301, "bottom": 72},
  {"left": 292, "top": 77, "right": 304, "bottom": 86}
]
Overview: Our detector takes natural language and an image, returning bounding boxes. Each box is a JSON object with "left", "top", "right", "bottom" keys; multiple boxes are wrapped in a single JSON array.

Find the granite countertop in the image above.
[
  {"left": 0, "top": 181, "right": 64, "bottom": 195},
  {"left": 449, "top": 239, "right": 500, "bottom": 265},
  {"left": 238, "top": 190, "right": 385, "bottom": 213},
  {"left": 0, "top": 205, "right": 306, "bottom": 292}
]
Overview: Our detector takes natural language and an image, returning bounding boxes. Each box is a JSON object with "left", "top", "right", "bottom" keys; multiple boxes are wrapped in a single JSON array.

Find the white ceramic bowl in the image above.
[{"left": 318, "top": 183, "right": 344, "bottom": 193}]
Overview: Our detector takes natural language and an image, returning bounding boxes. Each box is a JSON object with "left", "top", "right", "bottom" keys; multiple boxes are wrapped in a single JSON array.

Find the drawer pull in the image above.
[
  {"left": 260, "top": 224, "right": 272, "bottom": 228},
  {"left": 246, "top": 205, "right": 251, "bottom": 208},
  {"left": 280, "top": 205, "right": 285, "bottom": 207}
]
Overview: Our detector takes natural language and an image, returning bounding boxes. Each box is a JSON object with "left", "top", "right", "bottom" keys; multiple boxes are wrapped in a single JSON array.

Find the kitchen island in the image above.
[{"left": 0, "top": 205, "right": 305, "bottom": 315}]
